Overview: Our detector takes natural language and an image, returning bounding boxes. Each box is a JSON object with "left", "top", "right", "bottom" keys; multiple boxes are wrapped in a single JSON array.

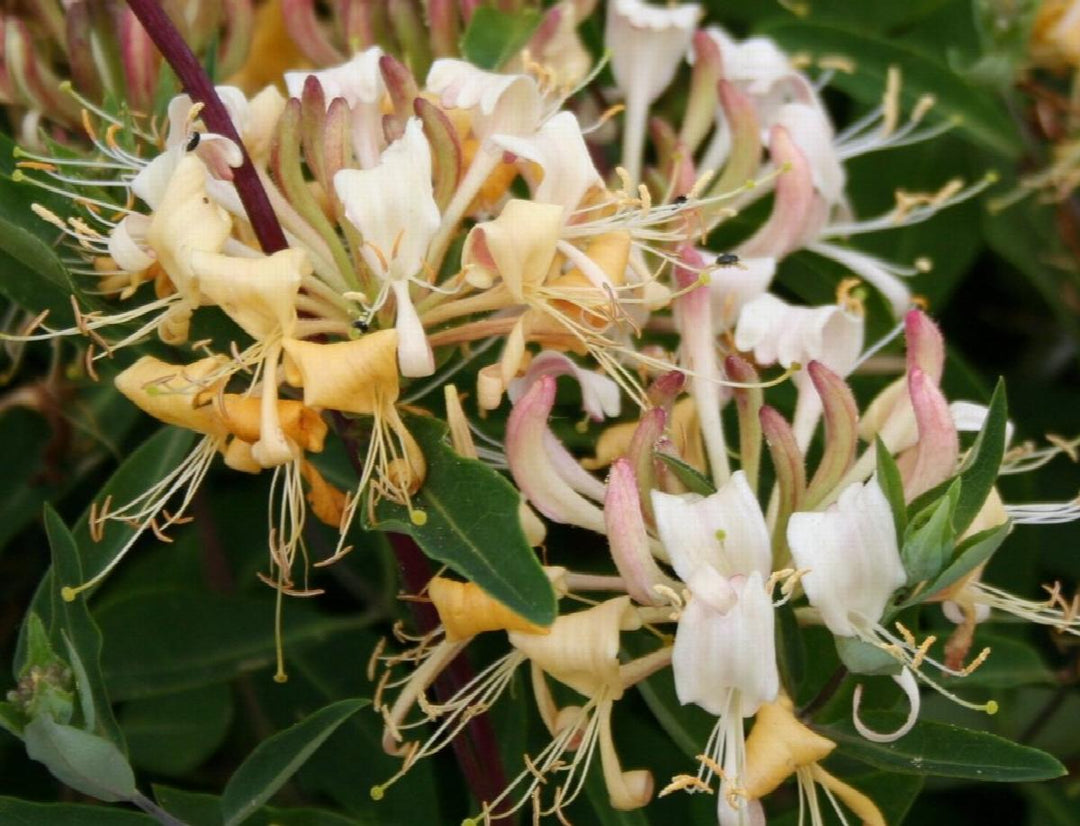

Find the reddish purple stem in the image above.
[{"left": 124, "top": 0, "right": 289, "bottom": 254}]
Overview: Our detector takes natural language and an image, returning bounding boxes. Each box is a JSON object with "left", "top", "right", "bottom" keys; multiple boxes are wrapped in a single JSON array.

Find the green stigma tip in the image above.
[
  {"left": 60, "top": 586, "right": 78, "bottom": 603},
  {"left": 58, "top": 80, "right": 72, "bottom": 93},
  {"left": 11, "top": 170, "right": 24, "bottom": 182},
  {"left": 410, "top": 510, "right": 428, "bottom": 527},
  {"left": 985, "top": 700, "right": 999, "bottom": 716},
  {"left": 986, "top": 171, "right": 1000, "bottom": 183},
  {"left": 370, "top": 785, "right": 385, "bottom": 801},
  {"left": 462, "top": 819, "right": 478, "bottom": 826}
]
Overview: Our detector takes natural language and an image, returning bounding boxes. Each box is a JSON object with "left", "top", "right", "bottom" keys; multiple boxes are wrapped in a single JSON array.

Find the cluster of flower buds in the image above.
[
  {"left": 8, "top": 0, "right": 1079, "bottom": 823},
  {"left": 0, "top": 0, "right": 254, "bottom": 143}
]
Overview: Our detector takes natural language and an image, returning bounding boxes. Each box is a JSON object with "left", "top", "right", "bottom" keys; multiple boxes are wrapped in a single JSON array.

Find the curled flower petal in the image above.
[
  {"left": 492, "top": 111, "right": 601, "bottom": 214},
  {"left": 283, "top": 331, "right": 400, "bottom": 414},
  {"left": 509, "top": 596, "right": 639, "bottom": 699},
  {"left": 508, "top": 350, "right": 621, "bottom": 422},
  {"left": 852, "top": 668, "right": 920, "bottom": 743},
  {"left": 426, "top": 59, "right": 541, "bottom": 139}
]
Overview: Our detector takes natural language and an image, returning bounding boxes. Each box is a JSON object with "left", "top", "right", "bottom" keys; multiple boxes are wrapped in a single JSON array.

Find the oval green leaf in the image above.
[
  {"left": 366, "top": 416, "right": 556, "bottom": 626},
  {"left": 220, "top": 698, "right": 369, "bottom": 826},
  {"left": 23, "top": 715, "right": 137, "bottom": 803},
  {"left": 819, "top": 713, "right": 1067, "bottom": 781}
]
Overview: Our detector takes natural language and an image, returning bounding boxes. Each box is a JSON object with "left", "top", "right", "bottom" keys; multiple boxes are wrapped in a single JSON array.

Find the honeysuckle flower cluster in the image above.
[{"left": 7, "top": 0, "right": 1079, "bottom": 823}]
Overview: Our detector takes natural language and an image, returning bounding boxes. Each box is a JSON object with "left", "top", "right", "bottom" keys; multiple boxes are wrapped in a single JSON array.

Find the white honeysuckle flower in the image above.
[
  {"left": 426, "top": 58, "right": 542, "bottom": 139},
  {"left": 787, "top": 478, "right": 906, "bottom": 638},
  {"left": 507, "top": 350, "right": 621, "bottom": 422},
  {"left": 285, "top": 47, "right": 386, "bottom": 167},
  {"left": 130, "top": 86, "right": 249, "bottom": 209},
  {"left": 334, "top": 117, "right": 439, "bottom": 376},
  {"left": 703, "top": 27, "right": 821, "bottom": 126},
  {"left": 651, "top": 470, "right": 771, "bottom": 583},
  {"left": 734, "top": 293, "right": 864, "bottom": 449},
  {"left": 424, "top": 59, "right": 545, "bottom": 267},
  {"left": 774, "top": 102, "right": 845, "bottom": 208},
  {"left": 787, "top": 479, "right": 933, "bottom": 745},
  {"left": 704, "top": 253, "right": 775, "bottom": 331},
  {"left": 673, "top": 571, "right": 778, "bottom": 718},
  {"left": 491, "top": 110, "right": 602, "bottom": 215},
  {"left": 284, "top": 47, "right": 385, "bottom": 108},
  {"left": 605, "top": 0, "right": 702, "bottom": 184}
]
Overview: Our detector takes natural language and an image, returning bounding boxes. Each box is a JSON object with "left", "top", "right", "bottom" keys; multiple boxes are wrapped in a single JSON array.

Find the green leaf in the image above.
[
  {"left": 761, "top": 21, "right": 1021, "bottom": 157},
  {"left": 654, "top": 452, "right": 717, "bottom": 496},
  {"left": 0, "top": 702, "right": 25, "bottom": 739},
  {"left": 71, "top": 427, "right": 199, "bottom": 587},
  {"left": 23, "top": 715, "right": 137, "bottom": 802},
  {"left": 951, "top": 379, "right": 1008, "bottom": 533},
  {"left": 900, "top": 479, "right": 960, "bottom": 585},
  {"left": 820, "top": 713, "right": 1067, "bottom": 781},
  {"left": 0, "top": 796, "right": 154, "bottom": 825},
  {"left": 1023, "top": 782, "right": 1080, "bottom": 826},
  {"left": 460, "top": 5, "right": 542, "bottom": 70},
  {"left": 367, "top": 415, "right": 556, "bottom": 626},
  {"left": 42, "top": 505, "right": 124, "bottom": 747},
  {"left": 98, "top": 588, "right": 372, "bottom": 701},
  {"left": 220, "top": 698, "right": 369, "bottom": 826},
  {"left": 875, "top": 437, "right": 907, "bottom": 544},
  {"left": 153, "top": 786, "right": 223, "bottom": 826},
  {"left": 916, "top": 520, "right": 1011, "bottom": 605},
  {"left": 0, "top": 174, "right": 78, "bottom": 324},
  {"left": 121, "top": 683, "right": 234, "bottom": 776}
]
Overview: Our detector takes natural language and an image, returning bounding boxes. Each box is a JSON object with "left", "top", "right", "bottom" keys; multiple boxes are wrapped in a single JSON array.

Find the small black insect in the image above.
[
  {"left": 352, "top": 319, "right": 370, "bottom": 333},
  {"left": 716, "top": 252, "right": 740, "bottom": 266},
  {"left": 185, "top": 132, "right": 201, "bottom": 152},
  {"left": 673, "top": 195, "right": 688, "bottom": 205}
]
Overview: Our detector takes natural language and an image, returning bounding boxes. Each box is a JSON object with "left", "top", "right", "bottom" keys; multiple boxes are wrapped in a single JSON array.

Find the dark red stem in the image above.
[{"left": 124, "top": 0, "right": 289, "bottom": 254}]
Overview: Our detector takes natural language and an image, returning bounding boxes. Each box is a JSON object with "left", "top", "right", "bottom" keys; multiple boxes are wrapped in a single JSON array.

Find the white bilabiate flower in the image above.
[
  {"left": 788, "top": 480, "right": 906, "bottom": 639},
  {"left": 334, "top": 117, "right": 439, "bottom": 377},
  {"left": 734, "top": 292, "right": 864, "bottom": 450},
  {"left": 606, "top": 0, "right": 702, "bottom": 185},
  {"left": 491, "top": 110, "right": 602, "bottom": 216},
  {"left": 787, "top": 478, "right": 997, "bottom": 741},
  {"left": 507, "top": 350, "right": 621, "bottom": 422},
  {"left": 424, "top": 59, "right": 544, "bottom": 266},
  {"left": 130, "top": 86, "right": 254, "bottom": 210},
  {"left": 651, "top": 472, "right": 778, "bottom": 825},
  {"left": 285, "top": 47, "right": 386, "bottom": 167}
]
